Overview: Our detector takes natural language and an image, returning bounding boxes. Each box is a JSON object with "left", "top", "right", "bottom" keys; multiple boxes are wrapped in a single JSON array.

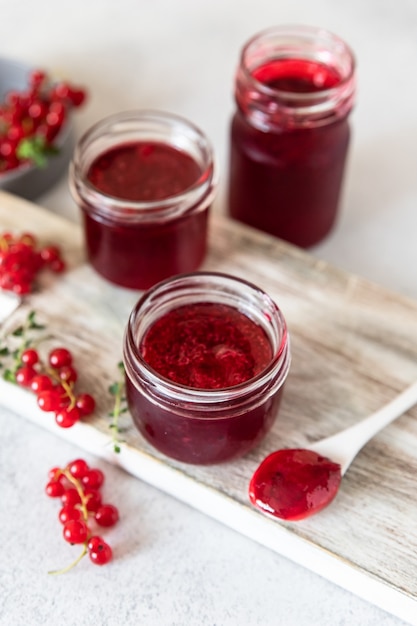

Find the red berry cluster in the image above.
[
  {"left": 46, "top": 458, "right": 119, "bottom": 572},
  {"left": 0, "top": 231, "right": 65, "bottom": 295},
  {"left": 0, "top": 68, "right": 86, "bottom": 172},
  {"left": 16, "top": 346, "right": 96, "bottom": 428}
]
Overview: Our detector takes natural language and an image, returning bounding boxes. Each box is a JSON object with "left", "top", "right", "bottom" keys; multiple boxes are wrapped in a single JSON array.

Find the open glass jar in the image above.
[
  {"left": 227, "top": 25, "right": 356, "bottom": 247},
  {"left": 69, "top": 110, "right": 218, "bottom": 289},
  {"left": 123, "top": 272, "right": 291, "bottom": 465}
]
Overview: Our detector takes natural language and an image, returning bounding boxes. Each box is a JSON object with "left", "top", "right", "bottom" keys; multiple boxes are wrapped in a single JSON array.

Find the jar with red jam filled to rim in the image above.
[
  {"left": 69, "top": 110, "right": 218, "bottom": 289},
  {"left": 227, "top": 25, "right": 356, "bottom": 247},
  {"left": 123, "top": 271, "right": 291, "bottom": 465}
]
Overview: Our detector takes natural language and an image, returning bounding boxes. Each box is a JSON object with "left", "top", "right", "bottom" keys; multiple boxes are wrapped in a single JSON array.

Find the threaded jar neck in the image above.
[
  {"left": 234, "top": 25, "right": 356, "bottom": 131},
  {"left": 69, "top": 110, "right": 218, "bottom": 224}
]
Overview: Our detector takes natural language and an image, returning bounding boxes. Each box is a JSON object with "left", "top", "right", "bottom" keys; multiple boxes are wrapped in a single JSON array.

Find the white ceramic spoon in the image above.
[
  {"left": 250, "top": 380, "right": 417, "bottom": 521},
  {"left": 308, "top": 379, "right": 417, "bottom": 475}
]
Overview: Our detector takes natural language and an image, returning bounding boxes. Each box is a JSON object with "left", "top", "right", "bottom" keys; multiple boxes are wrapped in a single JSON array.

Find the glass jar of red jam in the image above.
[
  {"left": 123, "top": 272, "right": 291, "bottom": 465},
  {"left": 227, "top": 25, "right": 356, "bottom": 247},
  {"left": 69, "top": 110, "right": 217, "bottom": 289}
]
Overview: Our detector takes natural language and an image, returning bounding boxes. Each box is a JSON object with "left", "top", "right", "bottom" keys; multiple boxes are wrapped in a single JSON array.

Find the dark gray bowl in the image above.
[{"left": 0, "top": 57, "right": 74, "bottom": 200}]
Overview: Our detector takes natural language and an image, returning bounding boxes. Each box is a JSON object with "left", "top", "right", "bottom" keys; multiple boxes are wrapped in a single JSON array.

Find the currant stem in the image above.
[
  {"left": 47, "top": 367, "right": 77, "bottom": 409},
  {"left": 59, "top": 468, "right": 89, "bottom": 521},
  {"left": 48, "top": 543, "right": 87, "bottom": 576}
]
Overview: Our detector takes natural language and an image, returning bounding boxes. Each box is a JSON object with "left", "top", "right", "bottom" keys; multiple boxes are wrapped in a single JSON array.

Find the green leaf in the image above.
[
  {"left": 12, "top": 326, "right": 24, "bottom": 337},
  {"left": 108, "top": 382, "right": 119, "bottom": 396},
  {"left": 114, "top": 445, "right": 121, "bottom": 454},
  {"left": 16, "top": 135, "right": 59, "bottom": 168},
  {"left": 3, "top": 369, "right": 15, "bottom": 383},
  {"left": 0, "top": 347, "right": 9, "bottom": 356}
]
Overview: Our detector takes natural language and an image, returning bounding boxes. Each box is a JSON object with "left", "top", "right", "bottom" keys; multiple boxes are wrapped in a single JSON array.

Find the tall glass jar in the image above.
[
  {"left": 123, "top": 272, "right": 291, "bottom": 465},
  {"left": 69, "top": 110, "right": 218, "bottom": 290},
  {"left": 227, "top": 25, "right": 356, "bottom": 248}
]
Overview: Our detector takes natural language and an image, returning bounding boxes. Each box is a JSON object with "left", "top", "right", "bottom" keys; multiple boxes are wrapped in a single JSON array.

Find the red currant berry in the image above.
[
  {"left": 85, "top": 489, "right": 102, "bottom": 513},
  {"left": 61, "top": 488, "right": 81, "bottom": 507},
  {"left": 63, "top": 519, "right": 89, "bottom": 544},
  {"left": 31, "top": 374, "right": 53, "bottom": 394},
  {"left": 29, "top": 69, "right": 46, "bottom": 89},
  {"left": 48, "top": 466, "right": 62, "bottom": 481},
  {"left": 67, "top": 458, "right": 89, "bottom": 479},
  {"left": 95, "top": 504, "right": 119, "bottom": 528},
  {"left": 75, "top": 393, "right": 96, "bottom": 416},
  {"left": 15, "top": 365, "right": 37, "bottom": 387},
  {"left": 21, "top": 348, "right": 39, "bottom": 366},
  {"left": 37, "top": 389, "right": 61, "bottom": 412},
  {"left": 49, "top": 347, "right": 72, "bottom": 368},
  {"left": 55, "top": 406, "right": 80, "bottom": 428},
  {"left": 49, "top": 257, "right": 66, "bottom": 273},
  {"left": 87, "top": 536, "right": 112, "bottom": 566},
  {"left": 45, "top": 480, "right": 65, "bottom": 498},
  {"left": 58, "top": 365, "right": 77, "bottom": 384},
  {"left": 58, "top": 505, "right": 82, "bottom": 525},
  {"left": 82, "top": 468, "right": 104, "bottom": 490},
  {"left": 39, "top": 245, "right": 60, "bottom": 264}
]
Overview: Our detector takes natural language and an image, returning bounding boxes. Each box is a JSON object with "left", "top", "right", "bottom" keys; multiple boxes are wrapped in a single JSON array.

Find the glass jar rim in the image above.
[
  {"left": 240, "top": 24, "right": 356, "bottom": 104},
  {"left": 123, "top": 271, "right": 291, "bottom": 414},
  {"left": 69, "top": 109, "right": 218, "bottom": 222},
  {"left": 235, "top": 24, "right": 356, "bottom": 129}
]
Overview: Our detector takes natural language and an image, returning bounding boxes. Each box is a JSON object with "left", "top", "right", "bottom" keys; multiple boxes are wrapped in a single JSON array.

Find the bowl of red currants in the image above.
[{"left": 0, "top": 57, "right": 87, "bottom": 200}]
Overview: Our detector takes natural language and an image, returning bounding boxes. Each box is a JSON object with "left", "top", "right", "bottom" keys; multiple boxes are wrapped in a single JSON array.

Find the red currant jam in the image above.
[
  {"left": 70, "top": 112, "right": 217, "bottom": 290},
  {"left": 87, "top": 142, "right": 201, "bottom": 202},
  {"left": 83, "top": 141, "right": 206, "bottom": 290},
  {"left": 125, "top": 298, "right": 288, "bottom": 465},
  {"left": 140, "top": 302, "right": 272, "bottom": 389},
  {"left": 229, "top": 55, "right": 353, "bottom": 247},
  {"left": 249, "top": 448, "right": 342, "bottom": 521}
]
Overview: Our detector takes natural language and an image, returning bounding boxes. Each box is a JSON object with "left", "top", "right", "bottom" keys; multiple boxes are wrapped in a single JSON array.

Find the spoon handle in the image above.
[{"left": 308, "top": 380, "right": 417, "bottom": 475}]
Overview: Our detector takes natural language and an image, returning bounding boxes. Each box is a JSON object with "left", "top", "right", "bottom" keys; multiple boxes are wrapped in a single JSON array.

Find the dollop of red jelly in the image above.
[
  {"left": 249, "top": 448, "right": 342, "bottom": 521},
  {"left": 87, "top": 141, "right": 201, "bottom": 201},
  {"left": 140, "top": 302, "right": 272, "bottom": 389}
]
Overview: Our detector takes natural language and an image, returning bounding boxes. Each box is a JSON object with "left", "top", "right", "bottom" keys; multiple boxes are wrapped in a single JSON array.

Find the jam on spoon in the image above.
[{"left": 249, "top": 379, "right": 417, "bottom": 521}]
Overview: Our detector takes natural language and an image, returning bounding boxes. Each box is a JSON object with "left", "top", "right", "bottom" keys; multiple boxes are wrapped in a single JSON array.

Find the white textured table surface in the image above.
[{"left": 0, "top": 1, "right": 416, "bottom": 625}]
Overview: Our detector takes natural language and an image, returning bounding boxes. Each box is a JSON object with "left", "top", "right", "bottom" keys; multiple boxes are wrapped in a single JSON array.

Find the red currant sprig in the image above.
[
  {"left": 45, "top": 458, "right": 118, "bottom": 573},
  {"left": 0, "top": 230, "right": 65, "bottom": 295},
  {"left": 1, "top": 310, "right": 96, "bottom": 428},
  {"left": 24, "top": 346, "right": 96, "bottom": 428},
  {"left": 0, "top": 68, "right": 87, "bottom": 173}
]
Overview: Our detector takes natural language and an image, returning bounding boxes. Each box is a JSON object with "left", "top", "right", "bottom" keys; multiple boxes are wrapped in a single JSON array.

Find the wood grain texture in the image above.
[{"left": 1, "top": 190, "right": 417, "bottom": 623}]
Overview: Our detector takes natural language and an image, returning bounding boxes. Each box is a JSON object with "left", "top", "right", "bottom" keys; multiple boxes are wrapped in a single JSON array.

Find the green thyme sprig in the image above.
[
  {"left": 0, "top": 310, "right": 45, "bottom": 382},
  {"left": 108, "top": 361, "right": 128, "bottom": 453}
]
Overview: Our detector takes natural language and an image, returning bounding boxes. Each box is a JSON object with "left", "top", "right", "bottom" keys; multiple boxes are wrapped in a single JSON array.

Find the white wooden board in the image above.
[{"left": 1, "top": 190, "right": 417, "bottom": 624}]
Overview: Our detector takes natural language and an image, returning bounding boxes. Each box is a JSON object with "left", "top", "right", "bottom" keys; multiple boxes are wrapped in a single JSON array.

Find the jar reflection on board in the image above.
[
  {"left": 69, "top": 110, "right": 218, "bottom": 290},
  {"left": 227, "top": 25, "right": 356, "bottom": 248},
  {"left": 123, "top": 272, "right": 291, "bottom": 465}
]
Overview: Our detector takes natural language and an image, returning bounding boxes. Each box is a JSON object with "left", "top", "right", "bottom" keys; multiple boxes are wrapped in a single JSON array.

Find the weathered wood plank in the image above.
[{"left": 1, "top": 190, "right": 417, "bottom": 622}]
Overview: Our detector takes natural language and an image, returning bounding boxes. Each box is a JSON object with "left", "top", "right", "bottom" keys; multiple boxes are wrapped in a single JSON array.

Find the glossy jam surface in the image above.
[
  {"left": 81, "top": 141, "right": 208, "bottom": 290},
  {"left": 229, "top": 58, "right": 351, "bottom": 248},
  {"left": 87, "top": 141, "right": 201, "bottom": 201},
  {"left": 252, "top": 58, "right": 341, "bottom": 93},
  {"left": 249, "top": 448, "right": 342, "bottom": 521},
  {"left": 140, "top": 302, "right": 272, "bottom": 389}
]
